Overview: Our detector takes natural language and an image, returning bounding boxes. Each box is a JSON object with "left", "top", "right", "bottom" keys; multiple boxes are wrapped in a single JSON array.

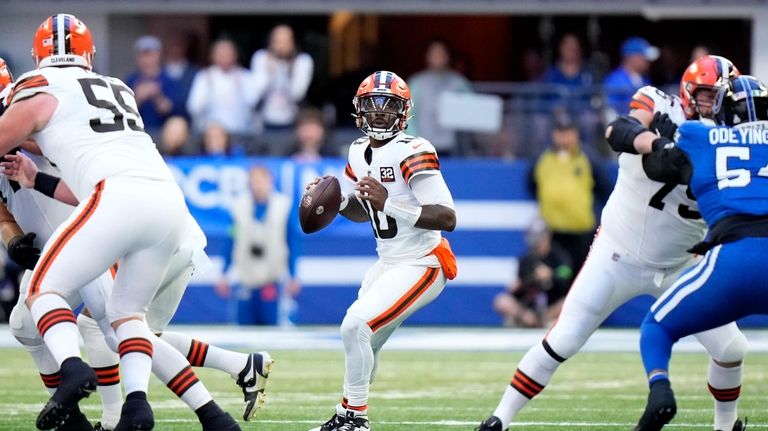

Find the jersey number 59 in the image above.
[{"left": 78, "top": 78, "right": 144, "bottom": 133}]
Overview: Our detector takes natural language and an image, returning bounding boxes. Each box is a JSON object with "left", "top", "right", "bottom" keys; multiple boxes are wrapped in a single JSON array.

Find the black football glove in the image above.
[
  {"left": 649, "top": 112, "right": 678, "bottom": 140},
  {"left": 8, "top": 232, "right": 41, "bottom": 270}
]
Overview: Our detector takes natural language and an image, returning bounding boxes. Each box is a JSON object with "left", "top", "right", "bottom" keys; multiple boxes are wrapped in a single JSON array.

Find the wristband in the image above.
[
  {"left": 383, "top": 198, "right": 422, "bottom": 227},
  {"left": 339, "top": 193, "right": 350, "bottom": 211},
  {"left": 33, "top": 172, "right": 61, "bottom": 198}
]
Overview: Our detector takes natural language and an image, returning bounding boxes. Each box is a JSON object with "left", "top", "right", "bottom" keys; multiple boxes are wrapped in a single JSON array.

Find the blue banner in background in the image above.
[{"left": 164, "top": 156, "right": 768, "bottom": 328}]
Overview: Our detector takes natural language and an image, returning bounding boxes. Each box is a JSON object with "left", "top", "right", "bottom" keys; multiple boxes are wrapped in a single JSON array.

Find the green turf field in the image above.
[{"left": 0, "top": 348, "right": 765, "bottom": 430}]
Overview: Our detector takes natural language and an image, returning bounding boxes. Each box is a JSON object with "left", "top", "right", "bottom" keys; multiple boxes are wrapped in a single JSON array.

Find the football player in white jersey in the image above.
[
  {"left": 307, "top": 71, "right": 457, "bottom": 431},
  {"left": 3, "top": 149, "right": 274, "bottom": 427},
  {"left": 478, "top": 55, "right": 747, "bottom": 431},
  {"left": 0, "top": 14, "right": 237, "bottom": 431}
]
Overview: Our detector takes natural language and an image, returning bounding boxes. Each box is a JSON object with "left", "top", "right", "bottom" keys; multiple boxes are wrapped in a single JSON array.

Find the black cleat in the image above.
[
  {"left": 718, "top": 418, "right": 747, "bottom": 431},
  {"left": 37, "top": 358, "right": 98, "bottom": 430},
  {"left": 196, "top": 400, "right": 241, "bottom": 431},
  {"left": 336, "top": 412, "right": 370, "bottom": 431},
  {"left": 55, "top": 405, "right": 94, "bottom": 431},
  {"left": 634, "top": 379, "right": 677, "bottom": 431},
  {"left": 308, "top": 411, "right": 345, "bottom": 431},
  {"left": 93, "top": 422, "right": 112, "bottom": 431},
  {"left": 114, "top": 392, "right": 154, "bottom": 431},
  {"left": 476, "top": 415, "right": 506, "bottom": 431}
]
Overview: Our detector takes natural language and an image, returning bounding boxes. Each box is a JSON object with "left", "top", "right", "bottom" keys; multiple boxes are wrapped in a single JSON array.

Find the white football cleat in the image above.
[{"left": 236, "top": 351, "right": 274, "bottom": 421}]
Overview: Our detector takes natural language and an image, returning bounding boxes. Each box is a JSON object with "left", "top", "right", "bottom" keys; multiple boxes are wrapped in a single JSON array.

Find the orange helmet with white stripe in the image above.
[
  {"left": 0, "top": 58, "right": 12, "bottom": 93},
  {"left": 680, "top": 55, "right": 739, "bottom": 119},
  {"left": 353, "top": 71, "right": 413, "bottom": 140},
  {"left": 32, "top": 14, "right": 95, "bottom": 70}
]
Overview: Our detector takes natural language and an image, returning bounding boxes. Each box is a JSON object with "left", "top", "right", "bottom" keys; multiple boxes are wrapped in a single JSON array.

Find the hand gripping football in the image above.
[{"left": 300, "top": 176, "right": 342, "bottom": 233}]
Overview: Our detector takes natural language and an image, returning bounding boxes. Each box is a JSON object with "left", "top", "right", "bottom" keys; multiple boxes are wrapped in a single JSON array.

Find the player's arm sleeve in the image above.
[
  {"left": 642, "top": 145, "right": 692, "bottom": 185},
  {"left": 409, "top": 172, "right": 455, "bottom": 209},
  {"left": 400, "top": 147, "right": 441, "bottom": 185},
  {"left": 7, "top": 73, "right": 51, "bottom": 106},
  {"left": 629, "top": 86, "right": 657, "bottom": 116}
]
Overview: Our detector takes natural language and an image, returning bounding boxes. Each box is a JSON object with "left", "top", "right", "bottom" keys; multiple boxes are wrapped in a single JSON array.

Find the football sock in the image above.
[
  {"left": 159, "top": 331, "right": 248, "bottom": 378},
  {"left": 152, "top": 335, "right": 212, "bottom": 411},
  {"left": 340, "top": 314, "right": 374, "bottom": 411},
  {"left": 30, "top": 294, "right": 80, "bottom": 365},
  {"left": 78, "top": 314, "right": 122, "bottom": 429},
  {"left": 640, "top": 316, "right": 675, "bottom": 380},
  {"left": 493, "top": 341, "right": 562, "bottom": 425},
  {"left": 116, "top": 320, "right": 154, "bottom": 395},
  {"left": 708, "top": 359, "right": 742, "bottom": 431},
  {"left": 16, "top": 340, "right": 60, "bottom": 396}
]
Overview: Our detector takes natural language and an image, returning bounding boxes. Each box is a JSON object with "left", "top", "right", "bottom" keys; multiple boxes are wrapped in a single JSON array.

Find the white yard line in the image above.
[{"left": 3, "top": 325, "right": 768, "bottom": 352}]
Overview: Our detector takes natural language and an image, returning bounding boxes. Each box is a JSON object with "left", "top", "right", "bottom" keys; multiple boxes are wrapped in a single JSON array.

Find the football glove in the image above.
[
  {"left": 649, "top": 112, "right": 678, "bottom": 140},
  {"left": 8, "top": 232, "right": 41, "bottom": 270}
]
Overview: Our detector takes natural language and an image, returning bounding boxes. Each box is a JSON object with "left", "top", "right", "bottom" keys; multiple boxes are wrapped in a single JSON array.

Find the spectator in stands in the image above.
[
  {"left": 541, "top": 33, "right": 593, "bottom": 89},
  {"left": 290, "top": 108, "right": 328, "bottom": 162},
  {"left": 202, "top": 123, "right": 230, "bottom": 156},
  {"left": 409, "top": 39, "right": 472, "bottom": 156},
  {"left": 187, "top": 38, "right": 258, "bottom": 136},
  {"left": 159, "top": 116, "right": 193, "bottom": 156},
  {"left": 251, "top": 24, "right": 314, "bottom": 130},
  {"left": 494, "top": 219, "right": 573, "bottom": 328},
  {"left": 602, "top": 37, "right": 659, "bottom": 116},
  {"left": 522, "top": 47, "right": 546, "bottom": 82},
  {"left": 529, "top": 111, "right": 610, "bottom": 271},
  {"left": 217, "top": 165, "right": 293, "bottom": 325},
  {"left": 164, "top": 35, "right": 200, "bottom": 120},
  {"left": 125, "top": 35, "right": 176, "bottom": 139}
]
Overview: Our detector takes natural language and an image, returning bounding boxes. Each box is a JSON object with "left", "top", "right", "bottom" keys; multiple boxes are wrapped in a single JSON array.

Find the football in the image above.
[{"left": 300, "top": 175, "right": 342, "bottom": 234}]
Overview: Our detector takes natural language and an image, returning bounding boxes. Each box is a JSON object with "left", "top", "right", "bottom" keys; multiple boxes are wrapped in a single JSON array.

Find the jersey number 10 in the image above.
[
  {"left": 362, "top": 200, "right": 398, "bottom": 239},
  {"left": 78, "top": 78, "right": 144, "bottom": 133}
]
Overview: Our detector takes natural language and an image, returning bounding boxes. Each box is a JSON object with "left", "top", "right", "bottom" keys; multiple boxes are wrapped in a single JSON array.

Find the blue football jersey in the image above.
[{"left": 676, "top": 120, "right": 768, "bottom": 227}]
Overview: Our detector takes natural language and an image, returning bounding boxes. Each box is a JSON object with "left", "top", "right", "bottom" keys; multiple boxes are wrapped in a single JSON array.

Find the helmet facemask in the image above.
[
  {"left": 353, "top": 94, "right": 411, "bottom": 141},
  {"left": 714, "top": 76, "right": 768, "bottom": 126}
]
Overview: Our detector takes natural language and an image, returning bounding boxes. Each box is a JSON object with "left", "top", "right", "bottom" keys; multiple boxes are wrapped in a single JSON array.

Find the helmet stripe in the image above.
[
  {"left": 55, "top": 14, "right": 66, "bottom": 56},
  {"left": 51, "top": 16, "right": 58, "bottom": 55},
  {"left": 63, "top": 15, "right": 71, "bottom": 55},
  {"left": 378, "top": 71, "right": 389, "bottom": 90},
  {"left": 744, "top": 77, "right": 757, "bottom": 122}
]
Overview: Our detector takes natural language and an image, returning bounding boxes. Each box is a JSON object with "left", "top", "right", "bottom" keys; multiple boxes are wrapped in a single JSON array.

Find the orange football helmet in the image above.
[
  {"left": 32, "top": 14, "right": 95, "bottom": 69},
  {"left": 0, "top": 58, "right": 12, "bottom": 93},
  {"left": 353, "top": 71, "right": 413, "bottom": 140},
  {"left": 680, "top": 55, "right": 739, "bottom": 119}
]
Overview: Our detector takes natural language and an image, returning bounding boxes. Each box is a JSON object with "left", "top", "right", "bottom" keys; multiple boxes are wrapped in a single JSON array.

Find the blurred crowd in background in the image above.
[{"left": 107, "top": 22, "right": 727, "bottom": 161}]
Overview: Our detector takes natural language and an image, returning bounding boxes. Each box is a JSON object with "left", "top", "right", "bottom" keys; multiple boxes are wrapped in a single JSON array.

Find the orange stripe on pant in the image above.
[
  {"left": 367, "top": 267, "right": 438, "bottom": 333},
  {"left": 28, "top": 180, "right": 105, "bottom": 296}
]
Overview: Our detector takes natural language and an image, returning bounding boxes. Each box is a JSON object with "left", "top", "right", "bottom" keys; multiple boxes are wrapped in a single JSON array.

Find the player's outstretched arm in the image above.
[
  {"left": 606, "top": 112, "right": 678, "bottom": 155},
  {"left": 0, "top": 93, "right": 57, "bottom": 156},
  {"left": 1, "top": 153, "right": 79, "bottom": 206}
]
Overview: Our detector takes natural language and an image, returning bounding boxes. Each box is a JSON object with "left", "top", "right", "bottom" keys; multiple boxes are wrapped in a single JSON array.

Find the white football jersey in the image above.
[
  {"left": 7, "top": 67, "right": 175, "bottom": 201},
  {"left": 345, "top": 133, "right": 443, "bottom": 262},
  {"left": 600, "top": 86, "right": 707, "bottom": 268},
  {"left": 0, "top": 152, "right": 74, "bottom": 248}
]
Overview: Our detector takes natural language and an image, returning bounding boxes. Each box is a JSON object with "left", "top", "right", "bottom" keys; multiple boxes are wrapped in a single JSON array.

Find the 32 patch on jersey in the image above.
[{"left": 380, "top": 167, "right": 396, "bottom": 183}]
